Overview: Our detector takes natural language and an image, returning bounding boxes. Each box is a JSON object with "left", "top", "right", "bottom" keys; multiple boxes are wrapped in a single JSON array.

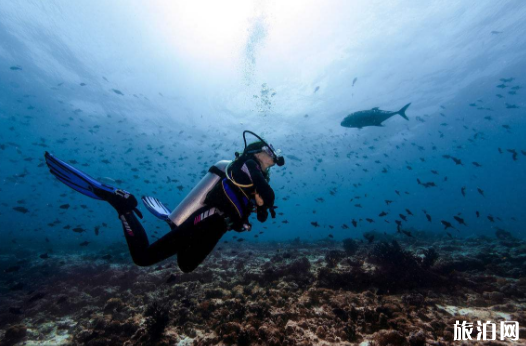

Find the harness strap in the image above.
[
  {"left": 211, "top": 162, "right": 251, "bottom": 200},
  {"left": 209, "top": 165, "right": 226, "bottom": 179},
  {"left": 222, "top": 179, "right": 249, "bottom": 219}
]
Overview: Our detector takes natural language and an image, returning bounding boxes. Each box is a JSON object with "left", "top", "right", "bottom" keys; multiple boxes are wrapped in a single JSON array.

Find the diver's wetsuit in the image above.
[{"left": 118, "top": 157, "right": 275, "bottom": 273}]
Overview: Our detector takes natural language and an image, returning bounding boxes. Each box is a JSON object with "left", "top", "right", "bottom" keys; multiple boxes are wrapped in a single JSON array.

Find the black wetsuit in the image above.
[{"left": 118, "top": 157, "right": 275, "bottom": 273}]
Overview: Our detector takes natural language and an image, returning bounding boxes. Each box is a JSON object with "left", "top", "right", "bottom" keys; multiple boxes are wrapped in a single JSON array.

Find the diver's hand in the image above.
[
  {"left": 269, "top": 206, "right": 277, "bottom": 219},
  {"left": 257, "top": 208, "right": 268, "bottom": 222},
  {"left": 232, "top": 223, "right": 251, "bottom": 232},
  {"left": 255, "top": 193, "right": 264, "bottom": 206}
]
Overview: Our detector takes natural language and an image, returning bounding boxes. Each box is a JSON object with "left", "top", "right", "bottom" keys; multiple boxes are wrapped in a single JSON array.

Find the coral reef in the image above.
[{"left": 0, "top": 237, "right": 525, "bottom": 345}]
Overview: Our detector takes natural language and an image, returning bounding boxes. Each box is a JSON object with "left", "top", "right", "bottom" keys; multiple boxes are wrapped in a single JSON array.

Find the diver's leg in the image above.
[
  {"left": 177, "top": 214, "right": 228, "bottom": 273},
  {"left": 118, "top": 210, "right": 152, "bottom": 265},
  {"left": 120, "top": 207, "right": 213, "bottom": 267},
  {"left": 118, "top": 204, "right": 227, "bottom": 268},
  {"left": 127, "top": 221, "right": 193, "bottom": 266},
  {"left": 99, "top": 189, "right": 161, "bottom": 266}
]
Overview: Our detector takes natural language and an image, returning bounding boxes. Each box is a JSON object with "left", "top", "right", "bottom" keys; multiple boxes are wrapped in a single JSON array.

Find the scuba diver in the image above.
[{"left": 44, "top": 130, "right": 285, "bottom": 273}]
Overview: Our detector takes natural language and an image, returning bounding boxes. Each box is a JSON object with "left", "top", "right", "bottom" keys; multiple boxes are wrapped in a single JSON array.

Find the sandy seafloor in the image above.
[{"left": 0, "top": 233, "right": 525, "bottom": 346}]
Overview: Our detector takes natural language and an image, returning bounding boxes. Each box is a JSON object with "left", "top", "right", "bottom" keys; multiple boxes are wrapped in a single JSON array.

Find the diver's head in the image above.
[
  {"left": 254, "top": 147, "right": 276, "bottom": 170},
  {"left": 243, "top": 140, "right": 285, "bottom": 168}
]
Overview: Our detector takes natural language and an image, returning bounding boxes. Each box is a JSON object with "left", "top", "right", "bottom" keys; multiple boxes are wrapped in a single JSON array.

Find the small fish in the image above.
[
  {"left": 94, "top": 226, "right": 100, "bottom": 236},
  {"left": 399, "top": 214, "right": 407, "bottom": 222},
  {"left": 405, "top": 209, "right": 413, "bottom": 216},
  {"left": 395, "top": 220, "right": 402, "bottom": 232},
  {"left": 451, "top": 157, "right": 463, "bottom": 165},
  {"left": 13, "top": 206, "right": 29, "bottom": 214},
  {"left": 59, "top": 204, "right": 70, "bottom": 209},
  {"left": 487, "top": 215, "right": 495, "bottom": 222},
  {"left": 417, "top": 179, "right": 436, "bottom": 188},
  {"left": 365, "top": 218, "right": 374, "bottom": 223},
  {"left": 363, "top": 234, "right": 375, "bottom": 243},
  {"left": 440, "top": 220, "right": 454, "bottom": 230},
  {"left": 378, "top": 211, "right": 388, "bottom": 217},
  {"left": 314, "top": 86, "right": 320, "bottom": 93},
  {"left": 237, "top": 238, "right": 244, "bottom": 242},
  {"left": 102, "top": 254, "right": 112, "bottom": 260},
  {"left": 476, "top": 211, "right": 480, "bottom": 218},
  {"left": 328, "top": 234, "right": 334, "bottom": 238},
  {"left": 4, "top": 266, "right": 21, "bottom": 273},
  {"left": 79, "top": 241, "right": 90, "bottom": 246},
  {"left": 112, "top": 89, "right": 124, "bottom": 95},
  {"left": 310, "top": 221, "right": 320, "bottom": 227},
  {"left": 352, "top": 77, "right": 358, "bottom": 87},
  {"left": 461, "top": 187, "right": 466, "bottom": 197},
  {"left": 507, "top": 149, "right": 518, "bottom": 161},
  {"left": 477, "top": 188, "right": 485, "bottom": 197},
  {"left": 10, "top": 66, "right": 22, "bottom": 70},
  {"left": 72, "top": 227, "right": 85, "bottom": 233},
  {"left": 351, "top": 219, "right": 357, "bottom": 227},
  {"left": 472, "top": 162, "right": 482, "bottom": 167},
  {"left": 453, "top": 216, "right": 467, "bottom": 226},
  {"left": 40, "top": 253, "right": 49, "bottom": 259},
  {"left": 385, "top": 200, "right": 392, "bottom": 205},
  {"left": 446, "top": 232, "right": 453, "bottom": 238},
  {"left": 401, "top": 230, "right": 412, "bottom": 238}
]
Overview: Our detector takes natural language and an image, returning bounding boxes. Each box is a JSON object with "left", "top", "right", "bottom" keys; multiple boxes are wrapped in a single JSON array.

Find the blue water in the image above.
[{"left": 1, "top": 1, "right": 525, "bottom": 254}]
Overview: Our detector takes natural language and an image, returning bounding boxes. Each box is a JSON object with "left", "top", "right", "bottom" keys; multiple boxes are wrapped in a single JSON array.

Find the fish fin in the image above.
[{"left": 398, "top": 103, "right": 411, "bottom": 120}]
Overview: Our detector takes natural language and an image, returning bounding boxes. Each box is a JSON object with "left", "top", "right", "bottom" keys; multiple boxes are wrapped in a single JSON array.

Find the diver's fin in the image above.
[
  {"left": 397, "top": 103, "right": 411, "bottom": 120},
  {"left": 142, "top": 196, "right": 170, "bottom": 221},
  {"left": 44, "top": 151, "right": 115, "bottom": 200},
  {"left": 45, "top": 152, "right": 142, "bottom": 218}
]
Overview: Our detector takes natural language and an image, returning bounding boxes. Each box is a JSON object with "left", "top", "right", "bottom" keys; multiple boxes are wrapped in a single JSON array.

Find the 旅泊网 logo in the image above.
[{"left": 454, "top": 320, "right": 519, "bottom": 341}]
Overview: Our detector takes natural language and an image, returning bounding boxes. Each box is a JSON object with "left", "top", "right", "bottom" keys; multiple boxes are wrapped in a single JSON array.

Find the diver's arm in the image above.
[
  {"left": 244, "top": 160, "right": 275, "bottom": 223},
  {"left": 245, "top": 160, "right": 275, "bottom": 208}
]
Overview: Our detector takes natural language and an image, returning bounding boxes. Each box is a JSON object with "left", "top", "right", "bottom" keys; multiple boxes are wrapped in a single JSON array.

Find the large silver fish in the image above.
[{"left": 341, "top": 103, "right": 411, "bottom": 129}]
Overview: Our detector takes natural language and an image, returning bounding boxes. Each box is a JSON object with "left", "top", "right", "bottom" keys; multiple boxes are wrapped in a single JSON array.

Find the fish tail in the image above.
[{"left": 398, "top": 103, "right": 411, "bottom": 120}]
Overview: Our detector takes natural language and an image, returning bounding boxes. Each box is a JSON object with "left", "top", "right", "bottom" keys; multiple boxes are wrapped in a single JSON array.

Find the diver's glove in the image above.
[
  {"left": 232, "top": 222, "right": 251, "bottom": 232},
  {"left": 269, "top": 206, "right": 277, "bottom": 219},
  {"left": 257, "top": 208, "right": 268, "bottom": 222}
]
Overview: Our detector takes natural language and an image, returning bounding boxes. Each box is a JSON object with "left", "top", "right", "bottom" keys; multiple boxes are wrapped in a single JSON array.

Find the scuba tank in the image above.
[
  {"left": 168, "top": 160, "right": 231, "bottom": 227},
  {"left": 167, "top": 130, "right": 283, "bottom": 227}
]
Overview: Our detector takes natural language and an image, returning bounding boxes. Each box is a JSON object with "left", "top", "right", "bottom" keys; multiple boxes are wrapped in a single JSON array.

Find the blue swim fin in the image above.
[
  {"left": 142, "top": 196, "right": 170, "bottom": 221},
  {"left": 44, "top": 152, "right": 143, "bottom": 218},
  {"left": 44, "top": 151, "right": 116, "bottom": 199}
]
